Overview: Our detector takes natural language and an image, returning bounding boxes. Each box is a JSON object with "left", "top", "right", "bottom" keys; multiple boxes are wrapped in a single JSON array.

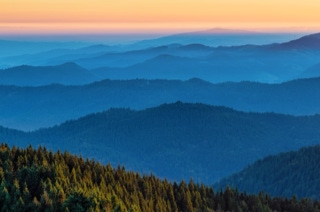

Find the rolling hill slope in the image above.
[
  {"left": 215, "top": 145, "right": 320, "bottom": 199},
  {"left": 1, "top": 102, "right": 320, "bottom": 183},
  {"left": 276, "top": 32, "right": 320, "bottom": 50}
]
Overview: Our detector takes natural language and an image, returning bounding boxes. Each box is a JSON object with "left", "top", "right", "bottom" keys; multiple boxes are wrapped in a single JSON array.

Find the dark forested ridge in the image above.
[
  {"left": 215, "top": 145, "right": 320, "bottom": 200},
  {"left": 1, "top": 77, "right": 320, "bottom": 131},
  {"left": 1, "top": 144, "right": 320, "bottom": 212},
  {"left": 1, "top": 102, "right": 320, "bottom": 184}
]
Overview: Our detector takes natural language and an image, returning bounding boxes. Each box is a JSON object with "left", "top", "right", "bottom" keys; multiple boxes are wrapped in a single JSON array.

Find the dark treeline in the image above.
[
  {"left": 0, "top": 144, "right": 320, "bottom": 212},
  {"left": 215, "top": 145, "right": 320, "bottom": 200}
]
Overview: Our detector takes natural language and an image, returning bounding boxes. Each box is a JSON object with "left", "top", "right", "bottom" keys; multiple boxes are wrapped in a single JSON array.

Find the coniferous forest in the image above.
[
  {"left": 1, "top": 144, "right": 320, "bottom": 212},
  {"left": 2, "top": 24, "right": 320, "bottom": 211},
  {"left": 215, "top": 145, "right": 320, "bottom": 200}
]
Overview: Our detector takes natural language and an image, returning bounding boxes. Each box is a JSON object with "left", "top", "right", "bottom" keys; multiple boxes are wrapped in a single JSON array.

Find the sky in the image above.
[{"left": 1, "top": 0, "right": 320, "bottom": 35}]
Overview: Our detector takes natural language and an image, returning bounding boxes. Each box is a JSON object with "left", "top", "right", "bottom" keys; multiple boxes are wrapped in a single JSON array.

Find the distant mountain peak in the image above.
[
  {"left": 79, "top": 44, "right": 111, "bottom": 50},
  {"left": 178, "top": 43, "right": 211, "bottom": 50}
]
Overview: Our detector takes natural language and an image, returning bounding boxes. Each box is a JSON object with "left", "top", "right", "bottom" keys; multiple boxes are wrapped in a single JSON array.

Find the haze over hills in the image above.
[
  {"left": 1, "top": 44, "right": 120, "bottom": 68},
  {"left": 91, "top": 48, "right": 319, "bottom": 83},
  {"left": 215, "top": 145, "right": 320, "bottom": 199},
  {"left": 2, "top": 32, "right": 320, "bottom": 83},
  {"left": 0, "top": 39, "right": 90, "bottom": 58},
  {"left": 132, "top": 28, "right": 305, "bottom": 48},
  {"left": 1, "top": 102, "right": 320, "bottom": 184},
  {"left": 1, "top": 77, "right": 320, "bottom": 131}
]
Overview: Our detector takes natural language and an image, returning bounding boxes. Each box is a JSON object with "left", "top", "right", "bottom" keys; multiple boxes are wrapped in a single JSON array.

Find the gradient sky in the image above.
[{"left": 1, "top": 0, "right": 320, "bottom": 34}]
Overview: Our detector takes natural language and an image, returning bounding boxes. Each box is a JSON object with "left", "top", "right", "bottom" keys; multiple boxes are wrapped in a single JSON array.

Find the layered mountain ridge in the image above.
[
  {"left": 2, "top": 102, "right": 320, "bottom": 183},
  {"left": 2, "top": 32, "right": 320, "bottom": 84},
  {"left": 1, "top": 77, "right": 320, "bottom": 130}
]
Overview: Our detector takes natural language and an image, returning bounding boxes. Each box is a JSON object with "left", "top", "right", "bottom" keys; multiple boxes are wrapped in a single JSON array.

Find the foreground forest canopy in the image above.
[{"left": 0, "top": 144, "right": 320, "bottom": 212}]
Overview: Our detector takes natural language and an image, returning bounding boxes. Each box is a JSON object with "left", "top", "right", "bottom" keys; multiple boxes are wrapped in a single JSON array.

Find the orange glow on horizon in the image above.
[{"left": 1, "top": 0, "right": 320, "bottom": 34}]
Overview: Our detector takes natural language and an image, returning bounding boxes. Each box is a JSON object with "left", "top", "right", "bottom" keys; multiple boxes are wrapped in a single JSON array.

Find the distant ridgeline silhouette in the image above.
[{"left": 1, "top": 32, "right": 320, "bottom": 84}]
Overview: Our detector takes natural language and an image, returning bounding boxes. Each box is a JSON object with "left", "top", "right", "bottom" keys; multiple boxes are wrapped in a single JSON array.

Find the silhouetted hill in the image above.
[
  {"left": 215, "top": 145, "right": 320, "bottom": 199},
  {"left": 276, "top": 33, "right": 320, "bottom": 50},
  {"left": 0, "top": 62, "right": 96, "bottom": 86},
  {"left": 2, "top": 102, "right": 320, "bottom": 183},
  {"left": 1, "top": 77, "right": 320, "bottom": 130}
]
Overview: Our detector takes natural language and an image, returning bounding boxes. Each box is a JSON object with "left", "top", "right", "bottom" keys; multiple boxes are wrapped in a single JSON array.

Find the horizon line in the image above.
[{"left": 1, "top": 22, "right": 320, "bottom": 35}]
